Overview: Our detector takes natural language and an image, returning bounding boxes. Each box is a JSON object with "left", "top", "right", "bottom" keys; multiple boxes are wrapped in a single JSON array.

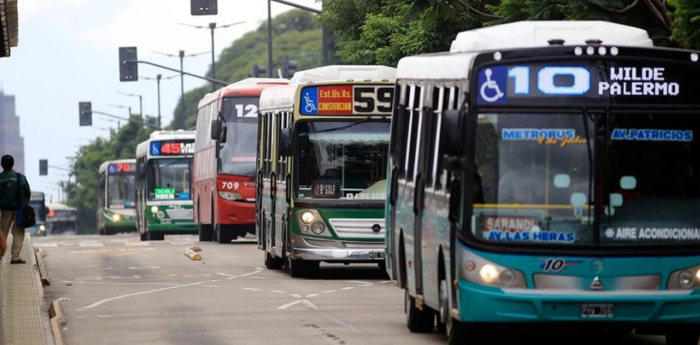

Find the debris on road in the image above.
[{"left": 184, "top": 246, "right": 202, "bottom": 261}]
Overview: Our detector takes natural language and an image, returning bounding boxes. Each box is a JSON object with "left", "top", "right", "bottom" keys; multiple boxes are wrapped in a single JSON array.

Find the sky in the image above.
[{"left": 0, "top": 0, "right": 321, "bottom": 203}]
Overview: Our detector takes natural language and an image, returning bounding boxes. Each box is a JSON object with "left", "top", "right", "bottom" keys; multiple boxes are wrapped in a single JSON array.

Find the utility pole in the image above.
[
  {"left": 267, "top": 0, "right": 326, "bottom": 71},
  {"left": 267, "top": 0, "right": 273, "bottom": 78},
  {"left": 179, "top": 21, "right": 245, "bottom": 91},
  {"left": 140, "top": 74, "right": 178, "bottom": 129},
  {"left": 117, "top": 92, "right": 143, "bottom": 120},
  {"left": 153, "top": 50, "right": 210, "bottom": 129}
]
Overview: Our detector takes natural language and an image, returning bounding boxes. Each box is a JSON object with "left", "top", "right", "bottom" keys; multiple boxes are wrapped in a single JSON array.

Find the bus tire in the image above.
[
  {"left": 666, "top": 331, "right": 700, "bottom": 345},
  {"left": 139, "top": 230, "right": 147, "bottom": 241},
  {"left": 405, "top": 289, "right": 434, "bottom": 333},
  {"left": 265, "top": 252, "right": 284, "bottom": 270},
  {"left": 447, "top": 317, "right": 469, "bottom": 345},
  {"left": 216, "top": 225, "right": 233, "bottom": 244},
  {"left": 198, "top": 224, "right": 213, "bottom": 242},
  {"left": 289, "top": 258, "right": 318, "bottom": 278}
]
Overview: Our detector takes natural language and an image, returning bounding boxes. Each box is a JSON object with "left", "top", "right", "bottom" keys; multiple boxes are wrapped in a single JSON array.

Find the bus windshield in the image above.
[
  {"left": 219, "top": 97, "right": 259, "bottom": 177},
  {"left": 472, "top": 112, "right": 700, "bottom": 246},
  {"left": 147, "top": 158, "right": 192, "bottom": 201},
  {"left": 296, "top": 121, "right": 390, "bottom": 200},
  {"left": 29, "top": 202, "right": 46, "bottom": 222},
  {"left": 473, "top": 113, "right": 595, "bottom": 244},
  {"left": 108, "top": 174, "right": 135, "bottom": 208}
]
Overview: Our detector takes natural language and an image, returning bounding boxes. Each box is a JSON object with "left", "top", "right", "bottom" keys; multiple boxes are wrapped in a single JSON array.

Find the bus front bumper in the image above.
[
  {"left": 457, "top": 279, "right": 700, "bottom": 324},
  {"left": 291, "top": 248, "right": 385, "bottom": 262}
]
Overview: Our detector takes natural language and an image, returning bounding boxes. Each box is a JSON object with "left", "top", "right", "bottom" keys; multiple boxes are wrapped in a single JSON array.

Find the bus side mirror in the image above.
[
  {"left": 277, "top": 128, "right": 292, "bottom": 157},
  {"left": 210, "top": 119, "right": 221, "bottom": 140},
  {"left": 440, "top": 109, "right": 463, "bottom": 170},
  {"left": 220, "top": 126, "right": 227, "bottom": 144}
]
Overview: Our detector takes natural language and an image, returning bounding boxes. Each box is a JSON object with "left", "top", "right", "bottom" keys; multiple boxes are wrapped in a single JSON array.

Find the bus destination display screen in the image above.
[
  {"left": 474, "top": 59, "right": 700, "bottom": 106},
  {"left": 108, "top": 163, "right": 135, "bottom": 174},
  {"left": 149, "top": 140, "right": 195, "bottom": 156},
  {"left": 300, "top": 85, "right": 394, "bottom": 115}
]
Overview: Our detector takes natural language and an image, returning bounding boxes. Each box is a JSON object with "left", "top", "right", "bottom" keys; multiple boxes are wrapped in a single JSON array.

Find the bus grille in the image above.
[
  {"left": 327, "top": 218, "right": 385, "bottom": 239},
  {"left": 166, "top": 209, "right": 193, "bottom": 220}
]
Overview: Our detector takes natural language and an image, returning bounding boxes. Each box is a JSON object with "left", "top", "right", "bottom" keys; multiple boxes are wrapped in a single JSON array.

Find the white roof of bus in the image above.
[
  {"left": 136, "top": 130, "right": 196, "bottom": 156},
  {"left": 290, "top": 65, "right": 396, "bottom": 84},
  {"left": 197, "top": 78, "right": 289, "bottom": 108},
  {"left": 397, "top": 20, "right": 654, "bottom": 80},
  {"left": 98, "top": 158, "right": 136, "bottom": 173},
  {"left": 47, "top": 203, "right": 76, "bottom": 211},
  {"left": 260, "top": 65, "right": 397, "bottom": 111}
]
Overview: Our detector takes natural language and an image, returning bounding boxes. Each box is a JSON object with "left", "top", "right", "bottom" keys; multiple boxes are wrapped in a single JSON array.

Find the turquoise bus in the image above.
[
  {"left": 135, "top": 130, "right": 196, "bottom": 241},
  {"left": 27, "top": 192, "right": 48, "bottom": 236},
  {"left": 386, "top": 21, "right": 700, "bottom": 344}
]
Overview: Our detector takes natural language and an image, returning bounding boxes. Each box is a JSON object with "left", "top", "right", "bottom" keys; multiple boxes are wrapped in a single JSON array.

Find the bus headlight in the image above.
[
  {"left": 311, "top": 222, "right": 325, "bottom": 235},
  {"left": 151, "top": 206, "right": 159, "bottom": 213},
  {"left": 301, "top": 211, "right": 314, "bottom": 224},
  {"left": 460, "top": 250, "right": 526, "bottom": 288},
  {"left": 38, "top": 225, "right": 45, "bottom": 233},
  {"left": 668, "top": 265, "right": 700, "bottom": 289},
  {"left": 113, "top": 214, "right": 121, "bottom": 222},
  {"left": 219, "top": 191, "right": 243, "bottom": 201}
]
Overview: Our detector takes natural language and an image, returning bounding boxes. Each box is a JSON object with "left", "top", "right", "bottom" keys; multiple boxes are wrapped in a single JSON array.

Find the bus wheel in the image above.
[
  {"left": 139, "top": 230, "right": 147, "bottom": 241},
  {"left": 447, "top": 317, "right": 470, "bottom": 345},
  {"left": 437, "top": 279, "right": 449, "bottom": 334},
  {"left": 666, "top": 331, "right": 700, "bottom": 345},
  {"left": 405, "top": 289, "right": 435, "bottom": 333},
  {"left": 265, "top": 252, "right": 284, "bottom": 270},
  {"left": 147, "top": 231, "right": 164, "bottom": 241}
]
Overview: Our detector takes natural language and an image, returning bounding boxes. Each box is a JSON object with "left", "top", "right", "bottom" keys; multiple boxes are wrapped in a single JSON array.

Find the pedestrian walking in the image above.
[{"left": 0, "top": 155, "right": 31, "bottom": 264}]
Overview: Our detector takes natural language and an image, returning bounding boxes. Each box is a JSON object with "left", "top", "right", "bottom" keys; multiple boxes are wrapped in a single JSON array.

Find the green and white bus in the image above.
[
  {"left": 135, "top": 130, "right": 196, "bottom": 241},
  {"left": 257, "top": 65, "right": 396, "bottom": 277},
  {"left": 98, "top": 159, "right": 137, "bottom": 235}
]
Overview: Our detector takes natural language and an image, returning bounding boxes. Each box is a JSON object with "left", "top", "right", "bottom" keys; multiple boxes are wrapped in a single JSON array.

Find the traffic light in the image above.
[
  {"left": 252, "top": 64, "right": 267, "bottom": 78},
  {"left": 119, "top": 47, "right": 138, "bottom": 82},
  {"left": 39, "top": 160, "right": 48, "bottom": 176},
  {"left": 79, "top": 102, "right": 92, "bottom": 126},
  {"left": 191, "top": 0, "right": 217, "bottom": 15},
  {"left": 282, "top": 57, "right": 297, "bottom": 78}
]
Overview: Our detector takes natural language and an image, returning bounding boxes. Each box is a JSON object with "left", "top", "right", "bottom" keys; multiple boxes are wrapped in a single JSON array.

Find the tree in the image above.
[
  {"left": 669, "top": 0, "right": 700, "bottom": 49},
  {"left": 170, "top": 10, "right": 329, "bottom": 129}
]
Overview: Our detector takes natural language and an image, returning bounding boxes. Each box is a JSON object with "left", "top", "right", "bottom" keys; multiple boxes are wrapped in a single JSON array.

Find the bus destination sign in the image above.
[
  {"left": 150, "top": 140, "right": 195, "bottom": 156},
  {"left": 300, "top": 85, "right": 394, "bottom": 115},
  {"left": 108, "top": 163, "right": 135, "bottom": 174},
  {"left": 475, "top": 59, "right": 700, "bottom": 106}
]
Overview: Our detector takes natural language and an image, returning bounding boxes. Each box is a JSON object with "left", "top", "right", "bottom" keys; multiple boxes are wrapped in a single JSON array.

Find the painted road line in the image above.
[
  {"left": 289, "top": 294, "right": 302, "bottom": 298},
  {"left": 278, "top": 300, "right": 301, "bottom": 309},
  {"left": 78, "top": 281, "right": 205, "bottom": 310},
  {"left": 306, "top": 293, "right": 319, "bottom": 298},
  {"left": 322, "top": 290, "right": 337, "bottom": 294},
  {"left": 125, "top": 242, "right": 150, "bottom": 246},
  {"left": 360, "top": 284, "right": 374, "bottom": 287},
  {"left": 127, "top": 266, "right": 160, "bottom": 270},
  {"left": 243, "top": 288, "right": 261, "bottom": 291},
  {"left": 301, "top": 300, "right": 317, "bottom": 309},
  {"left": 271, "top": 290, "right": 288, "bottom": 294},
  {"left": 341, "top": 287, "right": 354, "bottom": 290},
  {"left": 79, "top": 242, "right": 104, "bottom": 247},
  {"left": 34, "top": 243, "right": 58, "bottom": 247}
]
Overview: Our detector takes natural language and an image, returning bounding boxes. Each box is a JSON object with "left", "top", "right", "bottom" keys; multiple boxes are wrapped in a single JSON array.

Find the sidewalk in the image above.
[{"left": 1, "top": 234, "right": 52, "bottom": 345}]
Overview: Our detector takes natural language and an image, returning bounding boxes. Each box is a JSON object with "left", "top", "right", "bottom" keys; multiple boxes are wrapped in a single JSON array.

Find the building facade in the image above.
[{"left": 0, "top": 91, "right": 24, "bottom": 172}]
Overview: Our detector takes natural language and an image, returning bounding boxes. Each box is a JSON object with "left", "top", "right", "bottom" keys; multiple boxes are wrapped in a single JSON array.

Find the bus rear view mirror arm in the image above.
[
  {"left": 277, "top": 127, "right": 293, "bottom": 157},
  {"left": 440, "top": 109, "right": 462, "bottom": 156}
]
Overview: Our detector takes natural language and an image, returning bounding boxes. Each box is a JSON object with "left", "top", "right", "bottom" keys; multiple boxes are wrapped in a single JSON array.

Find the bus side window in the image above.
[
  {"left": 263, "top": 113, "right": 271, "bottom": 177},
  {"left": 436, "top": 87, "right": 458, "bottom": 191},
  {"left": 395, "top": 83, "right": 409, "bottom": 179},
  {"left": 405, "top": 85, "right": 421, "bottom": 182},
  {"left": 257, "top": 112, "right": 265, "bottom": 175},
  {"left": 428, "top": 87, "right": 445, "bottom": 189},
  {"left": 276, "top": 112, "right": 286, "bottom": 182}
]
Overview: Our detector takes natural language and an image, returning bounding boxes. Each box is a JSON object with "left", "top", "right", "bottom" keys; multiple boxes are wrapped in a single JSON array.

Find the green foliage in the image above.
[
  {"left": 68, "top": 115, "right": 156, "bottom": 233},
  {"left": 170, "top": 10, "right": 330, "bottom": 129},
  {"left": 669, "top": 0, "right": 700, "bottom": 49}
]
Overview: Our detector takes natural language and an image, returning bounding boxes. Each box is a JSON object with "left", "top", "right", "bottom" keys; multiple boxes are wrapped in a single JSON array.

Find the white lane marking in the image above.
[
  {"left": 79, "top": 242, "right": 104, "bottom": 247},
  {"left": 341, "top": 287, "right": 354, "bottom": 290},
  {"left": 289, "top": 294, "right": 302, "bottom": 298},
  {"left": 322, "top": 290, "right": 336, "bottom": 294},
  {"left": 202, "top": 285, "right": 227, "bottom": 288},
  {"left": 271, "top": 290, "right": 288, "bottom": 294},
  {"left": 360, "top": 284, "right": 374, "bottom": 287},
  {"left": 306, "top": 294, "right": 319, "bottom": 298},
  {"left": 243, "top": 288, "right": 261, "bottom": 291},
  {"left": 346, "top": 280, "right": 372, "bottom": 284},
  {"left": 125, "top": 242, "right": 150, "bottom": 246},
  {"left": 322, "top": 314, "right": 363, "bottom": 335},
  {"left": 207, "top": 280, "right": 221, "bottom": 283},
  {"left": 34, "top": 243, "right": 58, "bottom": 247},
  {"left": 79, "top": 267, "right": 263, "bottom": 310},
  {"left": 378, "top": 281, "right": 391, "bottom": 284},
  {"left": 218, "top": 267, "right": 265, "bottom": 280},
  {"left": 168, "top": 241, "right": 194, "bottom": 245},
  {"left": 127, "top": 266, "right": 160, "bottom": 270},
  {"left": 278, "top": 300, "right": 301, "bottom": 309},
  {"left": 183, "top": 274, "right": 211, "bottom": 277},
  {"left": 301, "top": 300, "right": 317, "bottom": 309},
  {"left": 60, "top": 281, "right": 180, "bottom": 287}
]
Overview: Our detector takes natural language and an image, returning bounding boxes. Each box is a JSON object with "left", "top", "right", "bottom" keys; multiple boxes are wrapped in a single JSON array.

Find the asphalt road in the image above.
[{"left": 33, "top": 234, "right": 667, "bottom": 345}]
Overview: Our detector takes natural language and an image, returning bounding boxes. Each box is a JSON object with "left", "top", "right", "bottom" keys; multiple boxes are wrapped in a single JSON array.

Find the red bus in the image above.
[{"left": 194, "top": 78, "right": 289, "bottom": 243}]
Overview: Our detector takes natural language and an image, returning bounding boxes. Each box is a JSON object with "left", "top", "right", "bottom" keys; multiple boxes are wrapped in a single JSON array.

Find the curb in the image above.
[
  {"left": 184, "top": 246, "right": 202, "bottom": 261},
  {"left": 49, "top": 301, "right": 66, "bottom": 345},
  {"left": 34, "top": 248, "right": 50, "bottom": 286}
]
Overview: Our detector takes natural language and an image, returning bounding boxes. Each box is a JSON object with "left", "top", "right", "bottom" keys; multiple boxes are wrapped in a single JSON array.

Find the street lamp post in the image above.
[
  {"left": 267, "top": 0, "right": 325, "bottom": 76},
  {"left": 107, "top": 104, "right": 131, "bottom": 118},
  {"left": 179, "top": 21, "right": 245, "bottom": 91},
  {"left": 154, "top": 50, "right": 209, "bottom": 129},
  {"left": 140, "top": 74, "right": 178, "bottom": 129},
  {"left": 118, "top": 92, "right": 143, "bottom": 120}
]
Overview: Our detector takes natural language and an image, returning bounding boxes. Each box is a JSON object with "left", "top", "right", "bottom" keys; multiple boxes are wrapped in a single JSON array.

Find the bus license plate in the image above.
[
  {"left": 161, "top": 219, "right": 172, "bottom": 224},
  {"left": 369, "top": 251, "right": 384, "bottom": 259},
  {"left": 581, "top": 303, "right": 613, "bottom": 317}
]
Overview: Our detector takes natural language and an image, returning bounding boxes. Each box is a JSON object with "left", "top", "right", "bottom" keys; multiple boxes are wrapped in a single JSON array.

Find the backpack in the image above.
[{"left": 15, "top": 174, "right": 35, "bottom": 228}]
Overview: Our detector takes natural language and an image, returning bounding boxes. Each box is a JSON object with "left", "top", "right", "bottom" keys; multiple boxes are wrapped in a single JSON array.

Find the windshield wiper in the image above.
[{"left": 581, "top": 107, "right": 595, "bottom": 237}]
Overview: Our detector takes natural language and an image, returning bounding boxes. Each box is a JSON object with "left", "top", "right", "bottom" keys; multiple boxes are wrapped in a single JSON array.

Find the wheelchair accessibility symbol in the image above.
[
  {"left": 479, "top": 68, "right": 504, "bottom": 103},
  {"left": 304, "top": 92, "right": 317, "bottom": 113}
]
